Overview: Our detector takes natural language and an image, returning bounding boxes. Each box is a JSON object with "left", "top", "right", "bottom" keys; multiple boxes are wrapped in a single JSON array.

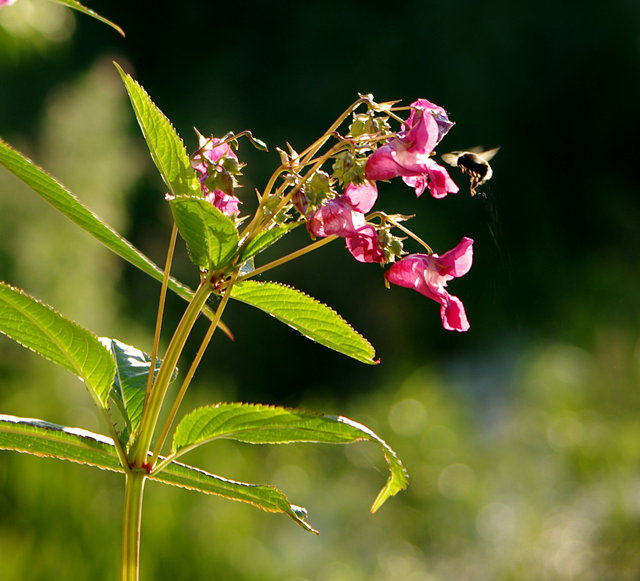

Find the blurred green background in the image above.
[{"left": 1, "top": 0, "right": 640, "bottom": 579}]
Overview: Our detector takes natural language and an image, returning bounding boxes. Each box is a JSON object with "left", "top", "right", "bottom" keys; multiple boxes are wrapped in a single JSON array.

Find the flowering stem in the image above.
[
  {"left": 150, "top": 278, "right": 234, "bottom": 466},
  {"left": 143, "top": 223, "right": 178, "bottom": 405},
  {"left": 131, "top": 278, "right": 212, "bottom": 469},
  {"left": 236, "top": 235, "right": 338, "bottom": 282},
  {"left": 375, "top": 213, "right": 434, "bottom": 254},
  {"left": 120, "top": 470, "right": 147, "bottom": 581}
]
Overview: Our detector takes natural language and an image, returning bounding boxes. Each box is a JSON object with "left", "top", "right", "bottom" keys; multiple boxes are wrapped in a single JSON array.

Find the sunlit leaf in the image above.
[
  {"left": 51, "top": 0, "right": 124, "bottom": 36},
  {"left": 168, "top": 196, "right": 238, "bottom": 270},
  {"left": 0, "top": 283, "right": 115, "bottom": 408},
  {"left": 0, "top": 415, "right": 316, "bottom": 533},
  {"left": 115, "top": 63, "right": 200, "bottom": 198},
  {"left": 171, "top": 403, "right": 408, "bottom": 512},
  {"left": 100, "top": 338, "right": 171, "bottom": 445},
  {"left": 0, "top": 139, "right": 203, "bottom": 314},
  {"left": 239, "top": 223, "right": 299, "bottom": 263},
  {"left": 230, "top": 281, "right": 377, "bottom": 364}
]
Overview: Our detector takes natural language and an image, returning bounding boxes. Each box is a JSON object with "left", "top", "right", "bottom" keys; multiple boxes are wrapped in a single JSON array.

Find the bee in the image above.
[{"left": 441, "top": 147, "right": 500, "bottom": 196}]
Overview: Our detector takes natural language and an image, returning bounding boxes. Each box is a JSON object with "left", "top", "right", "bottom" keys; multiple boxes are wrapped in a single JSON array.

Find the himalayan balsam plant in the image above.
[{"left": 0, "top": 5, "right": 482, "bottom": 580}]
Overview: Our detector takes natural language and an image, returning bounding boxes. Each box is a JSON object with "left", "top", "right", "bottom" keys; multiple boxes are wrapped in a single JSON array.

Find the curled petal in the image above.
[
  {"left": 204, "top": 190, "right": 241, "bottom": 217},
  {"left": 440, "top": 295, "right": 469, "bottom": 332},
  {"left": 343, "top": 181, "right": 378, "bottom": 213},
  {"left": 436, "top": 236, "right": 474, "bottom": 277},
  {"left": 307, "top": 199, "right": 365, "bottom": 238},
  {"left": 402, "top": 161, "right": 459, "bottom": 199},
  {"left": 385, "top": 238, "right": 473, "bottom": 332},
  {"left": 345, "top": 225, "right": 385, "bottom": 263}
]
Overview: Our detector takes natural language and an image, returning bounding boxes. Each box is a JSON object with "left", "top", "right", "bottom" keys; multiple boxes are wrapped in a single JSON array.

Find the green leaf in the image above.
[
  {"left": 0, "top": 414, "right": 122, "bottom": 470},
  {"left": 51, "top": 0, "right": 124, "bottom": 36},
  {"left": 0, "top": 415, "right": 316, "bottom": 533},
  {"left": 230, "top": 281, "right": 377, "bottom": 364},
  {"left": 152, "top": 460, "right": 316, "bottom": 534},
  {"left": 100, "top": 338, "right": 167, "bottom": 444},
  {"left": 168, "top": 196, "right": 239, "bottom": 270},
  {"left": 0, "top": 138, "right": 202, "bottom": 312},
  {"left": 239, "top": 223, "right": 299, "bottom": 263},
  {"left": 115, "top": 63, "right": 200, "bottom": 198},
  {"left": 171, "top": 403, "right": 408, "bottom": 513},
  {"left": 0, "top": 283, "right": 115, "bottom": 408}
]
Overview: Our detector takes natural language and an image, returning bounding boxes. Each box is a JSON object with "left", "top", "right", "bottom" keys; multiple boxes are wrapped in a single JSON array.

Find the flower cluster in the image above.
[
  {"left": 192, "top": 97, "right": 478, "bottom": 332},
  {"left": 191, "top": 132, "right": 243, "bottom": 217}
]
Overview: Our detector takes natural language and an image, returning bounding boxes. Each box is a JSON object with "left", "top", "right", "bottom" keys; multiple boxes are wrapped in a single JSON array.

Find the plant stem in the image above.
[
  {"left": 131, "top": 278, "right": 212, "bottom": 468},
  {"left": 150, "top": 279, "right": 234, "bottom": 466},
  {"left": 236, "top": 235, "right": 338, "bottom": 282},
  {"left": 144, "top": 223, "right": 178, "bottom": 403},
  {"left": 121, "top": 470, "right": 147, "bottom": 581}
]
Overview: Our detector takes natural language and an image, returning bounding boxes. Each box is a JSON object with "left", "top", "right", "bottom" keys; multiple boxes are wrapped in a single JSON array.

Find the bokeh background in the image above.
[{"left": 1, "top": 0, "right": 640, "bottom": 579}]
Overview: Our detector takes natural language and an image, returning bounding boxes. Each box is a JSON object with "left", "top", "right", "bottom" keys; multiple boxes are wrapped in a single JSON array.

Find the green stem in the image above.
[
  {"left": 120, "top": 470, "right": 147, "bottom": 581},
  {"left": 236, "top": 235, "right": 338, "bottom": 282},
  {"left": 131, "top": 278, "right": 213, "bottom": 468},
  {"left": 150, "top": 280, "right": 234, "bottom": 466}
]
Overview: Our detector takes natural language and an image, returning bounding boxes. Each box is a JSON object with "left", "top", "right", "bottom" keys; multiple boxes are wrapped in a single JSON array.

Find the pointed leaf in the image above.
[
  {"left": 100, "top": 338, "right": 170, "bottom": 443},
  {"left": 0, "top": 414, "right": 122, "bottom": 470},
  {"left": 171, "top": 403, "right": 408, "bottom": 512},
  {"left": 239, "top": 223, "right": 299, "bottom": 263},
  {"left": 168, "top": 196, "right": 239, "bottom": 270},
  {"left": 152, "top": 460, "right": 316, "bottom": 533},
  {"left": 115, "top": 64, "right": 200, "bottom": 198},
  {"left": 0, "top": 415, "right": 315, "bottom": 532},
  {"left": 0, "top": 283, "right": 115, "bottom": 407},
  {"left": 51, "top": 0, "right": 124, "bottom": 36},
  {"left": 0, "top": 138, "right": 203, "bottom": 312},
  {"left": 230, "top": 281, "right": 377, "bottom": 364}
]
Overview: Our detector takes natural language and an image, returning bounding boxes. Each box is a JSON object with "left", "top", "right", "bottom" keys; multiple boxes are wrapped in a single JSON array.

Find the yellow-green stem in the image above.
[
  {"left": 131, "top": 278, "right": 212, "bottom": 468},
  {"left": 143, "top": 223, "right": 178, "bottom": 404},
  {"left": 120, "top": 470, "right": 147, "bottom": 581},
  {"left": 236, "top": 235, "right": 338, "bottom": 282},
  {"left": 150, "top": 281, "right": 234, "bottom": 466}
]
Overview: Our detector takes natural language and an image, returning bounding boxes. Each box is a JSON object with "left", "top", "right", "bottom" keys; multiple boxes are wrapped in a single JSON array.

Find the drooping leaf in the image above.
[
  {"left": 168, "top": 196, "right": 239, "bottom": 270},
  {"left": 0, "top": 139, "right": 202, "bottom": 313},
  {"left": 230, "top": 281, "right": 377, "bottom": 364},
  {"left": 51, "top": 0, "right": 124, "bottom": 36},
  {"left": 100, "top": 338, "right": 170, "bottom": 445},
  {"left": 239, "top": 223, "right": 299, "bottom": 263},
  {"left": 151, "top": 460, "right": 316, "bottom": 533},
  {"left": 115, "top": 63, "right": 200, "bottom": 198},
  {"left": 0, "top": 415, "right": 316, "bottom": 533},
  {"left": 171, "top": 403, "right": 408, "bottom": 513},
  {"left": 0, "top": 283, "right": 115, "bottom": 408}
]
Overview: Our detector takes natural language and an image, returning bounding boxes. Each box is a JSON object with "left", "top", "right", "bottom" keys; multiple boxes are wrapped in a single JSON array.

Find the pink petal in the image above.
[
  {"left": 345, "top": 225, "right": 385, "bottom": 263},
  {"left": 343, "top": 181, "right": 378, "bottom": 213},
  {"left": 307, "top": 199, "right": 365, "bottom": 238},
  {"left": 440, "top": 295, "right": 470, "bottom": 332},
  {"left": 434, "top": 237, "right": 474, "bottom": 277}
]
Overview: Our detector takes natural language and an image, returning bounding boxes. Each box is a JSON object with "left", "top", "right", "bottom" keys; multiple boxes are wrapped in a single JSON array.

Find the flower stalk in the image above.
[{"left": 131, "top": 278, "right": 213, "bottom": 469}]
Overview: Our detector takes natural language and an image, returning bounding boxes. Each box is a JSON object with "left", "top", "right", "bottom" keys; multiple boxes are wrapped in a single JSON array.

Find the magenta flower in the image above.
[
  {"left": 364, "top": 99, "right": 459, "bottom": 199},
  {"left": 0, "top": 0, "right": 17, "bottom": 6},
  {"left": 306, "top": 181, "right": 385, "bottom": 263},
  {"left": 385, "top": 237, "right": 473, "bottom": 331},
  {"left": 192, "top": 134, "right": 241, "bottom": 217}
]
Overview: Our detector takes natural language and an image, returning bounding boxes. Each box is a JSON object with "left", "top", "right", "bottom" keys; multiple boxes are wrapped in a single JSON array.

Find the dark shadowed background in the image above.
[{"left": 2, "top": 1, "right": 640, "bottom": 579}]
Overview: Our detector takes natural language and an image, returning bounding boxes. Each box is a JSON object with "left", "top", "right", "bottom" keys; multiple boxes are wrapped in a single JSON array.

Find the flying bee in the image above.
[{"left": 441, "top": 147, "right": 500, "bottom": 196}]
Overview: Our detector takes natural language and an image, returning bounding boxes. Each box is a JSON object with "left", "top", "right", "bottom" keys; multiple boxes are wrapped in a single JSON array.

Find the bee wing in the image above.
[
  {"left": 441, "top": 152, "right": 460, "bottom": 167},
  {"left": 476, "top": 146, "right": 500, "bottom": 161}
]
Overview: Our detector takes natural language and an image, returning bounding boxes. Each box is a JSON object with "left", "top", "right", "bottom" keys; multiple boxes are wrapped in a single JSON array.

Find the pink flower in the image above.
[
  {"left": 385, "top": 237, "right": 473, "bottom": 331},
  {"left": 364, "top": 99, "right": 459, "bottom": 199},
  {"left": 307, "top": 181, "right": 384, "bottom": 263},
  {"left": 0, "top": 0, "right": 17, "bottom": 6},
  {"left": 192, "top": 134, "right": 241, "bottom": 217}
]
